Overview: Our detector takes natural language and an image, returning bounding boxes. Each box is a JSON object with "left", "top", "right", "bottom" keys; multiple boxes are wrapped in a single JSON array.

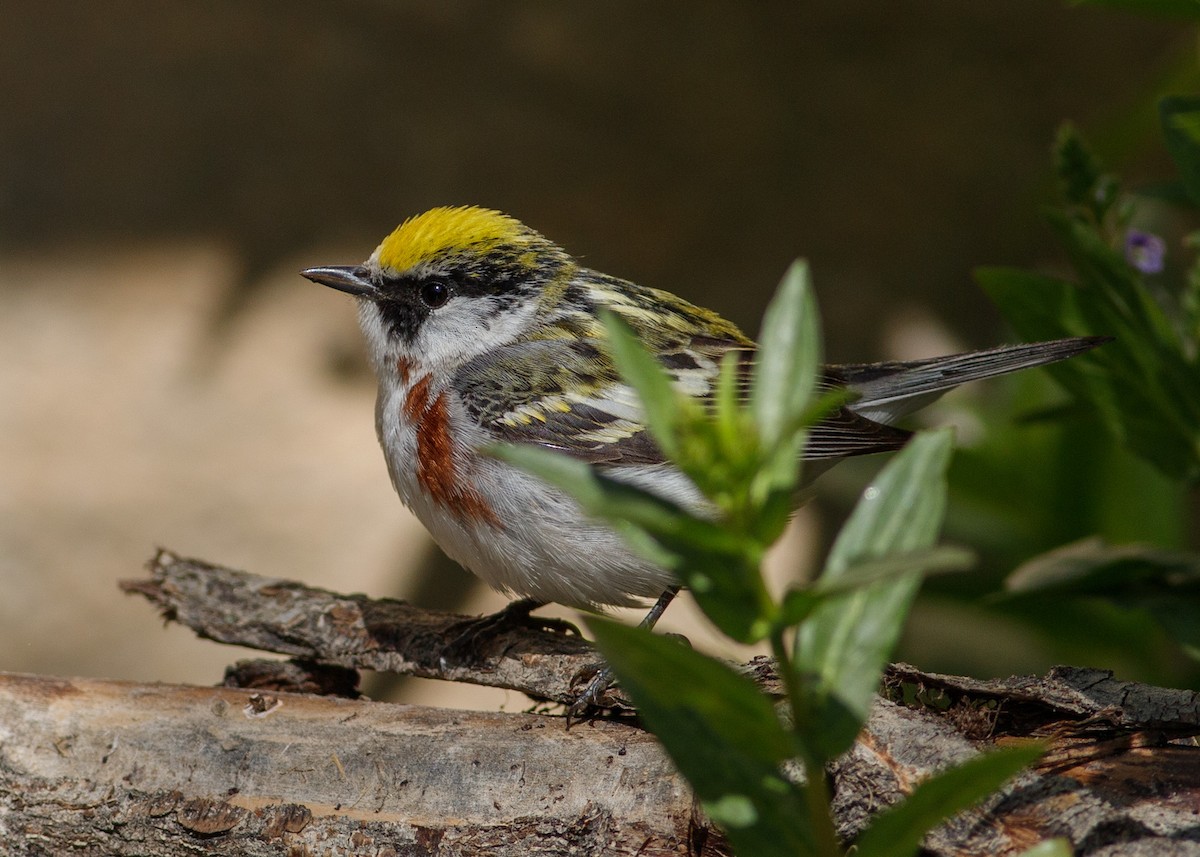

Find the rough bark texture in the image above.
[
  {"left": 120, "top": 549, "right": 608, "bottom": 709},
  {"left": 0, "top": 550, "right": 1197, "bottom": 856},
  {"left": 0, "top": 673, "right": 709, "bottom": 856}
]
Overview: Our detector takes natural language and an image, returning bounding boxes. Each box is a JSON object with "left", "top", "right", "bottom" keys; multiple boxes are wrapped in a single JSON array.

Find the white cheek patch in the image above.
[{"left": 415, "top": 295, "right": 538, "bottom": 371}]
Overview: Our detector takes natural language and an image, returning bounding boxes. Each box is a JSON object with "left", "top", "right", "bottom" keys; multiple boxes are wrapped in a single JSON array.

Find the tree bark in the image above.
[
  {"left": 0, "top": 672, "right": 706, "bottom": 856},
  {"left": 0, "top": 549, "right": 1197, "bottom": 856},
  {"left": 119, "top": 549, "right": 609, "bottom": 709}
]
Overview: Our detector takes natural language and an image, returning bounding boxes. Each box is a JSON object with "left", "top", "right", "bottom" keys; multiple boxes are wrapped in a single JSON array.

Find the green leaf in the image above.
[
  {"left": 776, "top": 546, "right": 974, "bottom": 630},
  {"left": 714, "top": 350, "right": 745, "bottom": 451},
  {"left": 491, "top": 442, "right": 771, "bottom": 642},
  {"left": 749, "top": 387, "right": 849, "bottom": 534},
  {"left": 599, "top": 309, "right": 686, "bottom": 464},
  {"left": 752, "top": 260, "right": 820, "bottom": 451},
  {"left": 777, "top": 589, "right": 823, "bottom": 628},
  {"left": 811, "top": 546, "right": 974, "bottom": 595},
  {"left": 853, "top": 743, "right": 1045, "bottom": 857},
  {"left": 1006, "top": 537, "right": 1200, "bottom": 661},
  {"left": 490, "top": 442, "right": 742, "bottom": 559},
  {"left": 589, "top": 618, "right": 813, "bottom": 857},
  {"left": 685, "top": 547, "right": 774, "bottom": 644},
  {"left": 1162, "top": 96, "right": 1200, "bottom": 206},
  {"left": 794, "top": 429, "right": 954, "bottom": 761},
  {"left": 1054, "top": 124, "right": 1108, "bottom": 216},
  {"left": 488, "top": 442, "right": 679, "bottom": 567},
  {"left": 1006, "top": 536, "right": 1200, "bottom": 595},
  {"left": 977, "top": 263, "right": 1200, "bottom": 482}
]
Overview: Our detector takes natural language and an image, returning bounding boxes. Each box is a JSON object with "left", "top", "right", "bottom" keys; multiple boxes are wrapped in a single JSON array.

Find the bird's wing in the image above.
[
  {"left": 804, "top": 406, "right": 912, "bottom": 459},
  {"left": 454, "top": 337, "right": 912, "bottom": 465},
  {"left": 452, "top": 336, "right": 706, "bottom": 465}
]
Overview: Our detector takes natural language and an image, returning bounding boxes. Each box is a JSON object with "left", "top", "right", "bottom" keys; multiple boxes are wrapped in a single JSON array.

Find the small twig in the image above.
[{"left": 122, "top": 549, "right": 603, "bottom": 707}]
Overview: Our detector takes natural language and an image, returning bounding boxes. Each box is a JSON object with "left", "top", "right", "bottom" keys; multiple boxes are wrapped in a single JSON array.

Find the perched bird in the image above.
[{"left": 302, "top": 206, "right": 1103, "bottom": 624}]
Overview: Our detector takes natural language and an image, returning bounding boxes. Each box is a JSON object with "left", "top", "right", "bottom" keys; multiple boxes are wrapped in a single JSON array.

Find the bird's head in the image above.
[{"left": 303, "top": 206, "right": 574, "bottom": 373}]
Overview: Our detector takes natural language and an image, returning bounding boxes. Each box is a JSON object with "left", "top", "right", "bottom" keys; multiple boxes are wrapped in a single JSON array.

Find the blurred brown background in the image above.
[{"left": 0, "top": 2, "right": 1182, "bottom": 703}]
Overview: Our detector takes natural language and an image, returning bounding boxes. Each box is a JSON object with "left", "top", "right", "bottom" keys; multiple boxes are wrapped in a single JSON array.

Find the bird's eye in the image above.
[{"left": 419, "top": 280, "right": 452, "bottom": 309}]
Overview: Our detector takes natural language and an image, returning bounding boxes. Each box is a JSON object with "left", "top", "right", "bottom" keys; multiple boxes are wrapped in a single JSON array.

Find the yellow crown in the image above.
[{"left": 375, "top": 206, "right": 540, "bottom": 273}]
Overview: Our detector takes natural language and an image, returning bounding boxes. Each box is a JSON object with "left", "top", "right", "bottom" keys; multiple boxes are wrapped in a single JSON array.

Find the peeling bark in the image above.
[
  {"left": 120, "top": 549, "right": 606, "bottom": 709},
  {"left": 0, "top": 673, "right": 713, "bottom": 856}
]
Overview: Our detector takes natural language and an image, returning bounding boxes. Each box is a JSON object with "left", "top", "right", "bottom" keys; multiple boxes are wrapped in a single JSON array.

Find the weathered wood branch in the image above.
[
  {"left": 120, "top": 548, "right": 608, "bottom": 708},
  {"left": 1, "top": 550, "right": 1198, "bottom": 856},
  {"left": 0, "top": 672, "right": 707, "bottom": 856}
]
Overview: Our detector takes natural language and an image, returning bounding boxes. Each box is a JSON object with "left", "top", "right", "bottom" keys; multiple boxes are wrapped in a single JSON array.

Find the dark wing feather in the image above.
[
  {"left": 453, "top": 336, "right": 915, "bottom": 466},
  {"left": 452, "top": 337, "right": 668, "bottom": 465},
  {"left": 804, "top": 407, "right": 912, "bottom": 460},
  {"left": 826, "top": 336, "right": 1111, "bottom": 423}
]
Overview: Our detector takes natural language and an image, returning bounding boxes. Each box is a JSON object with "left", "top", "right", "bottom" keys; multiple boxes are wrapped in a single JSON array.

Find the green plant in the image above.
[
  {"left": 978, "top": 118, "right": 1200, "bottom": 485},
  {"left": 496, "top": 263, "right": 1042, "bottom": 857},
  {"left": 973, "top": 110, "right": 1200, "bottom": 669}
]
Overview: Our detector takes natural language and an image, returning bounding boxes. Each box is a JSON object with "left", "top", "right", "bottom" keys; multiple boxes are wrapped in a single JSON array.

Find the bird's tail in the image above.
[{"left": 837, "top": 335, "right": 1111, "bottom": 425}]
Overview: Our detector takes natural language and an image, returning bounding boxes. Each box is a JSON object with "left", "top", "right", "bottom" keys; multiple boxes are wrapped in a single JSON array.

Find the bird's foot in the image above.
[
  {"left": 564, "top": 587, "right": 685, "bottom": 724},
  {"left": 566, "top": 663, "right": 620, "bottom": 725},
  {"left": 565, "top": 631, "right": 692, "bottom": 725}
]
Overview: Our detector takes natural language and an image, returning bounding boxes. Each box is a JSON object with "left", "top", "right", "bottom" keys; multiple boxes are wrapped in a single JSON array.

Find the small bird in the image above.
[{"left": 302, "top": 206, "right": 1103, "bottom": 624}]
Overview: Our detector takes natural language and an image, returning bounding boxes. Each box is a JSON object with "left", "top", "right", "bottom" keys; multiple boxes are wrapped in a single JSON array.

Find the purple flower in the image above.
[{"left": 1124, "top": 229, "right": 1165, "bottom": 274}]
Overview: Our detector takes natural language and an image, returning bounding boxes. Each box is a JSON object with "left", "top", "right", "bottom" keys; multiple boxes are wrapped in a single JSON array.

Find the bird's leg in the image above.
[
  {"left": 443, "top": 597, "right": 580, "bottom": 664},
  {"left": 636, "top": 585, "right": 681, "bottom": 630},
  {"left": 568, "top": 585, "right": 681, "bottom": 722}
]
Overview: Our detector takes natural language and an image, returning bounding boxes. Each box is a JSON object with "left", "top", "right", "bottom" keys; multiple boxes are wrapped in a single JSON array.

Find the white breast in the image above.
[{"left": 374, "top": 374, "right": 679, "bottom": 608}]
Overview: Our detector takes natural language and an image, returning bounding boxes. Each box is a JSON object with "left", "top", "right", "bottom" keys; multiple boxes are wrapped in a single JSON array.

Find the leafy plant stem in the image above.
[
  {"left": 771, "top": 628, "right": 842, "bottom": 857},
  {"left": 802, "top": 762, "right": 841, "bottom": 857}
]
